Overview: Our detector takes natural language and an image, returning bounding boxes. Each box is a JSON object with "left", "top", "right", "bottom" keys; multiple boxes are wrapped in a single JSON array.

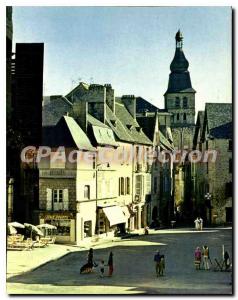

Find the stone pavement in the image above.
[
  {"left": 7, "top": 227, "right": 220, "bottom": 277},
  {"left": 7, "top": 227, "right": 232, "bottom": 294}
]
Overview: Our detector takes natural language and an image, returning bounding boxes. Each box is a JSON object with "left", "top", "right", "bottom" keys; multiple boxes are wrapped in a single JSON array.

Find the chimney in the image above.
[
  {"left": 104, "top": 84, "right": 115, "bottom": 113},
  {"left": 72, "top": 101, "right": 88, "bottom": 132},
  {"left": 86, "top": 84, "right": 106, "bottom": 123},
  {"left": 121, "top": 95, "right": 136, "bottom": 119}
]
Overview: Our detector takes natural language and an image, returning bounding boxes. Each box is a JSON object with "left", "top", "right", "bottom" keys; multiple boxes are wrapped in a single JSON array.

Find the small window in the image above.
[
  {"left": 183, "top": 113, "right": 186, "bottom": 121},
  {"left": 177, "top": 113, "right": 179, "bottom": 121},
  {"left": 126, "top": 177, "right": 130, "bottom": 195},
  {"left": 121, "top": 177, "right": 125, "bottom": 195},
  {"left": 175, "top": 97, "right": 180, "bottom": 108},
  {"left": 229, "top": 159, "right": 232, "bottom": 174},
  {"left": 183, "top": 97, "right": 188, "bottom": 108},
  {"left": 118, "top": 178, "right": 121, "bottom": 196},
  {"left": 84, "top": 185, "right": 90, "bottom": 199},
  {"left": 228, "top": 140, "right": 232, "bottom": 151}
]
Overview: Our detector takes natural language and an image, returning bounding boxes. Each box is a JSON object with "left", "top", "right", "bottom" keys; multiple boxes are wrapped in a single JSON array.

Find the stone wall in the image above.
[{"left": 39, "top": 178, "right": 76, "bottom": 211}]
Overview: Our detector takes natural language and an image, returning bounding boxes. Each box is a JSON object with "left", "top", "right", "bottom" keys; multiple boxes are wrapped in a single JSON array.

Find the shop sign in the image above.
[{"left": 39, "top": 212, "right": 75, "bottom": 220}]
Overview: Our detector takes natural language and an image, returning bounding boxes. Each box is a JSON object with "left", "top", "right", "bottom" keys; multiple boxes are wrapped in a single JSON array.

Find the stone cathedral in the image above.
[{"left": 164, "top": 30, "right": 196, "bottom": 150}]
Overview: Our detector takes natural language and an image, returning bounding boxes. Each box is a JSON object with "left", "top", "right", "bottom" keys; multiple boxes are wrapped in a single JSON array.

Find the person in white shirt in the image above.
[
  {"left": 194, "top": 217, "right": 200, "bottom": 230},
  {"left": 199, "top": 217, "right": 203, "bottom": 231}
]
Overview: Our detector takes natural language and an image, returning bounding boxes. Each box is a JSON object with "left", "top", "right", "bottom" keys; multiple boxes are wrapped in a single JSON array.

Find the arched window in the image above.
[
  {"left": 177, "top": 113, "right": 179, "bottom": 121},
  {"left": 183, "top": 113, "right": 186, "bottom": 121},
  {"left": 175, "top": 97, "right": 180, "bottom": 108},
  {"left": 84, "top": 185, "right": 90, "bottom": 199},
  {"left": 183, "top": 97, "right": 188, "bottom": 108}
]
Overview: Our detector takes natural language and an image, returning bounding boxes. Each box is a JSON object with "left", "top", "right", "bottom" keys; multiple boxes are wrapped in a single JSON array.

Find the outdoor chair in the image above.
[{"left": 213, "top": 258, "right": 231, "bottom": 272}]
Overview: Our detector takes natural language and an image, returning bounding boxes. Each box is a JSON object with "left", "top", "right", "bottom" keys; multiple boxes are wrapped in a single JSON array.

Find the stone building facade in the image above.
[
  {"left": 192, "top": 103, "right": 232, "bottom": 225},
  {"left": 39, "top": 83, "right": 153, "bottom": 244}
]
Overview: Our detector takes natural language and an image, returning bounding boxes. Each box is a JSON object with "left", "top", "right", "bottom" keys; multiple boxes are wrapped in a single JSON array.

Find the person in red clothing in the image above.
[
  {"left": 194, "top": 247, "right": 202, "bottom": 270},
  {"left": 108, "top": 252, "right": 114, "bottom": 276}
]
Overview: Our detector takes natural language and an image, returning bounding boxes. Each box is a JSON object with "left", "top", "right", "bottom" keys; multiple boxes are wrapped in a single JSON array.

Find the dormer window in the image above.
[
  {"left": 126, "top": 124, "right": 133, "bottom": 130},
  {"left": 136, "top": 127, "right": 142, "bottom": 132}
]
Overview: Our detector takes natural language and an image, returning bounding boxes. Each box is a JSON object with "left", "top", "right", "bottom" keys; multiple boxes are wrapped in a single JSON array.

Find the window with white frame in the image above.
[
  {"left": 119, "top": 177, "right": 130, "bottom": 196},
  {"left": 126, "top": 177, "right": 130, "bottom": 195},
  {"left": 46, "top": 188, "right": 69, "bottom": 211}
]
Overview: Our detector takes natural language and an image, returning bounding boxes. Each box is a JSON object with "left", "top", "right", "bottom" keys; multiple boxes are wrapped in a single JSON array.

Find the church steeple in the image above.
[
  {"left": 165, "top": 30, "right": 195, "bottom": 94},
  {"left": 164, "top": 31, "right": 196, "bottom": 128}
]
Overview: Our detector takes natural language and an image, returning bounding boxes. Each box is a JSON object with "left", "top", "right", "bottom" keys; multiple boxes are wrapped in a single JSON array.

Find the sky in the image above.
[{"left": 12, "top": 6, "right": 232, "bottom": 113}]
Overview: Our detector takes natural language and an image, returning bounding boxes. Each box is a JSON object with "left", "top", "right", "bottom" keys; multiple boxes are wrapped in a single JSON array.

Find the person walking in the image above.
[
  {"left": 154, "top": 250, "right": 161, "bottom": 277},
  {"left": 194, "top": 218, "right": 200, "bottom": 230},
  {"left": 87, "top": 248, "right": 94, "bottom": 268},
  {"left": 108, "top": 252, "right": 114, "bottom": 277},
  {"left": 199, "top": 217, "right": 203, "bottom": 231},
  {"left": 194, "top": 247, "right": 202, "bottom": 270},
  {"left": 224, "top": 251, "right": 230, "bottom": 271},
  {"left": 202, "top": 245, "right": 210, "bottom": 270},
  {"left": 158, "top": 254, "right": 165, "bottom": 276}
]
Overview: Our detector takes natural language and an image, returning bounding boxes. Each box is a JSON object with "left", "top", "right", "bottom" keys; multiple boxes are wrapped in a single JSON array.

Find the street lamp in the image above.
[{"left": 204, "top": 192, "right": 212, "bottom": 224}]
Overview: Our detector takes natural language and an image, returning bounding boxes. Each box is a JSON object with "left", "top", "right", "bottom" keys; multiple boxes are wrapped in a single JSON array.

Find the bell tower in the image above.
[{"left": 164, "top": 30, "right": 196, "bottom": 128}]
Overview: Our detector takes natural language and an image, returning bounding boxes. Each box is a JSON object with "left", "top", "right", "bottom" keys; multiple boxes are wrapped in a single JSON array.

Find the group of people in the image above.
[
  {"left": 154, "top": 250, "right": 165, "bottom": 277},
  {"left": 80, "top": 248, "right": 114, "bottom": 277},
  {"left": 194, "top": 245, "right": 210, "bottom": 270},
  {"left": 194, "top": 245, "right": 231, "bottom": 271},
  {"left": 194, "top": 217, "right": 203, "bottom": 231}
]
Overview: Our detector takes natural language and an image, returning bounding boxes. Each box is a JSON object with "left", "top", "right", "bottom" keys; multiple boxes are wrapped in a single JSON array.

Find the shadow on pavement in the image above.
[{"left": 7, "top": 230, "right": 232, "bottom": 295}]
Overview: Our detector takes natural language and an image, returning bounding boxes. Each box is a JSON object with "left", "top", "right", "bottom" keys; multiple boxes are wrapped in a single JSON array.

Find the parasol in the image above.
[
  {"left": 37, "top": 224, "right": 57, "bottom": 230},
  {"left": 8, "top": 222, "right": 25, "bottom": 229},
  {"left": 8, "top": 224, "right": 17, "bottom": 235},
  {"left": 24, "top": 223, "right": 44, "bottom": 237}
]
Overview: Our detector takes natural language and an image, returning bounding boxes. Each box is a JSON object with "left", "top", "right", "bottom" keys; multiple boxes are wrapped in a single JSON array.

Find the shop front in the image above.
[
  {"left": 97, "top": 205, "right": 129, "bottom": 236},
  {"left": 39, "top": 211, "right": 76, "bottom": 244}
]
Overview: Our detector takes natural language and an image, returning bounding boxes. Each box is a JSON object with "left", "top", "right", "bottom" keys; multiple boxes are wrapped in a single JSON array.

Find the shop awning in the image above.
[{"left": 102, "top": 206, "right": 127, "bottom": 226}]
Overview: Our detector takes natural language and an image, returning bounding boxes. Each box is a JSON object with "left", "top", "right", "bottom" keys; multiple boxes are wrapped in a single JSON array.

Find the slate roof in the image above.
[
  {"left": 159, "top": 130, "right": 174, "bottom": 150},
  {"left": 42, "top": 116, "right": 95, "bottom": 151},
  {"left": 210, "top": 122, "right": 232, "bottom": 139},
  {"left": 205, "top": 103, "right": 232, "bottom": 130},
  {"left": 165, "top": 46, "right": 196, "bottom": 94},
  {"left": 113, "top": 100, "right": 152, "bottom": 145},
  {"left": 106, "top": 105, "right": 134, "bottom": 143},
  {"left": 136, "top": 114, "right": 157, "bottom": 142},
  {"left": 87, "top": 113, "right": 119, "bottom": 147},
  {"left": 136, "top": 97, "right": 159, "bottom": 113},
  {"left": 42, "top": 96, "right": 72, "bottom": 126}
]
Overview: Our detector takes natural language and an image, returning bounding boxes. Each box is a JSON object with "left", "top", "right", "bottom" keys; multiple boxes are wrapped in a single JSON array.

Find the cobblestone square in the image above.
[{"left": 7, "top": 228, "right": 232, "bottom": 294}]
